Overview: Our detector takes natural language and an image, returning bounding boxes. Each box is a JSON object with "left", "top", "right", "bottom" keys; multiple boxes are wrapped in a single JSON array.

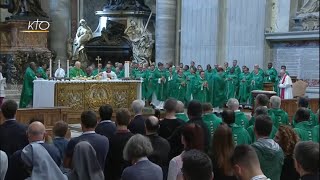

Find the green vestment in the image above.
[
  {"left": 312, "top": 125, "right": 319, "bottom": 142},
  {"left": 294, "top": 121, "right": 314, "bottom": 141},
  {"left": 134, "top": 70, "right": 147, "bottom": 99},
  {"left": 225, "top": 74, "right": 238, "bottom": 100},
  {"left": 211, "top": 73, "right": 226, "bottom": 108},
  {"left": 175, "top": 74, "right": 187, "bottom": 104},
  {"left": 234, "top": 111, "right": 249, "bottom": 129},
  {"left": 252, "top": 139, "right": 284, "bottom": 180},
  {"left": 238, "top": 72, "right": 251, "bottom": 103},
  {"left": 145, "top": 70, "right": 156, "bottom": 101},
  {"left": 264, "top": 68, "right": 278, "bottom": 83},
  {"left": 233, "top": 65, "right": 241, "bottom": 76},
  {"left": 225, "top": 67, "right": 231, "bottom": 74},
  {"left": 36, "top": 67, "right": 47, "bottom": 79},
  {"left": 154, "top": 68, "right": 167, "bottom": 101},
  {"left": 249, "top": 73, "right": 264, "bottom": 104},
  {"left": 175, "top": 113, "right": 189, "bottom": 122},
  {"left": 268, "top": 108, "right": 289, "bottom": 128},
  {"left": 202, "top": 113, "right": 222, "bottom": 139},
  {"left": 116, "top": 69, "right": 125, "bottom": 79},
  {"left": 19, "top": 67, "right": 37, "bottom": 108},
  {"left": 92, "top": 68, "right": 105, "bottom": 76},
  {"left": 194, "top": 77, "right": 209, "bottom": 103},
  {"left": 230, "top": 123, "right": 251, "bottom": 145},
  {"left": 249, "top": 110, "right": 277, "bottom": 127},
  {"left": 185, "top": 73, "right": 198, "bottom": 102},
  {"left": 247, "top": 125, "right": 278, "bottom": 142},
  {"left": 292, "top": 109, "right": 318, "bottom": 127},
  {"left": 69, "top": 67, "right": 86, "bottom": 78},
  {"left": 166, "top": 71, "right": 176, "bottom": 99}
]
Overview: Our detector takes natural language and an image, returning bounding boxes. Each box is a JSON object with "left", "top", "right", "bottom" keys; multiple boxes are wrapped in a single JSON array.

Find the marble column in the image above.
[
  {"left": 47, "top": 0, "right": 71, "bottom": 69},
  {"left": 156, "top": 0, "right": 177, "bottom": 64}
]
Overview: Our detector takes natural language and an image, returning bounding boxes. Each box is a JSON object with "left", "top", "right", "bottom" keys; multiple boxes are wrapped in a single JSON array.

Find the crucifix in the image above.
[{"left": 96, "top": 56, "right": 102, "bottom": 73}]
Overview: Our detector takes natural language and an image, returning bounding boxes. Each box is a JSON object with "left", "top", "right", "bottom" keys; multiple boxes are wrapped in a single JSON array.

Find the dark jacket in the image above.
[
  {"left": 95, "top": 120, "right": 117, "bottom": 139},
  {"left": 0, "top": 120, "right": 28, "bottom": 156},
  {"left": 188, "top": 117, "right": 210, "bottom": 153},
  {"left": 281, "top": 155, "right": 299, "bottom": 180},
  {"left": 52, "top": 137, "right": 69, "bottom": 160},
  {"left": 122, "top": 159, "right": 163, "bottom": 180},
  {"left": 128, "top": 115, "right": 146, "bottom": 135},
  {"left": 301, "top": 173, "right": 319, "bottom": 180}
]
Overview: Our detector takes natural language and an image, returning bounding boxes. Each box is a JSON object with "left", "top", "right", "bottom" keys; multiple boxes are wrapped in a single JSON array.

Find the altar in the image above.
[{"left": 33, "top": 80, "right": 142, "bottom": 111}]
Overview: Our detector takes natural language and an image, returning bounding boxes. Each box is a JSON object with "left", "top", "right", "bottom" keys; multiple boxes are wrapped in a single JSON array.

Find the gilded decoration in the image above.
[{"left": 55, "top": 82, "right": 139, "bottom": 111}]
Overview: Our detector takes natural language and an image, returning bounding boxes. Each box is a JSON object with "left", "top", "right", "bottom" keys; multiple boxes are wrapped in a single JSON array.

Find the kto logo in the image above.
[{"left": 21, "top": 19, "right": 50, "bottom": 33}]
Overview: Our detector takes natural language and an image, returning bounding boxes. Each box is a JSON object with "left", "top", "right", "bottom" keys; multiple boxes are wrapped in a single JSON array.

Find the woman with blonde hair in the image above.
[{"left": 274, "top": 125, "right": 300, "bottom": 180}]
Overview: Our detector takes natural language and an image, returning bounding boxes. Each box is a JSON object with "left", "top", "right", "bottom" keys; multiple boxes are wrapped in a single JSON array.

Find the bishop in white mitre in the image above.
[{"left": 278, "top": 69, "right": 293, "bottom": 99}]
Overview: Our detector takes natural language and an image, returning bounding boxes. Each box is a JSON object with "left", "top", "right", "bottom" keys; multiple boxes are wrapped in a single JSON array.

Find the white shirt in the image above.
[{"left": 102, "top": 71, "right": 117, "bottom": 79}]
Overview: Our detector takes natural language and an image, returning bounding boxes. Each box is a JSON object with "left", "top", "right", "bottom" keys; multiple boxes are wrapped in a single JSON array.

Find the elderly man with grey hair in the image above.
[
  {"left": 175, "top": 101, "right": 189, "bottom": 122},
  {"left": 122, "top": 134, "right": 163, "bottom": 180},
  {"left": 128, "top": 100, "right": 146, "bottom": 134},
  {"left": 268, "top": 95, "right": 289, "bottom": 128},
  {"left": 227, "top": 98, "right": 249, "bottom": 129}
]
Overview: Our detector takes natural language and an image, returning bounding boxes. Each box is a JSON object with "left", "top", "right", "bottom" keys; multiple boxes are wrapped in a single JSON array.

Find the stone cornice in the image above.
[{"left": 265, "top": 31, "right": 319, "bottom": 41}]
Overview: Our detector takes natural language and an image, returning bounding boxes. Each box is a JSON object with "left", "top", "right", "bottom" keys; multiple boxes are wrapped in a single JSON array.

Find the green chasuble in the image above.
[
  {"left": 36, "top": 67, "right": 47, "bottom": 79},
  {"left": 203, "top": 113, "right": 222, "bottom": 139},
  {"left": 247, "top": 125, "right": 278, "bottom": 142},
  {"left": 292, "top": 109, "right": 318, "bottom": 128},
  {"left": 166, "top": 71, "right": 176, "bottom": 98},
  {"left": 249, "top": 110, "right": 277, "bottom": 127},
  {"left": 69, "top": 67, "right": 86, "bottom": 78},
  {"left": 116, "top": 69, "right": 125, "bottom": 79},
  {"left": 225, "top": 67, "right": 231, "bottom": 74},
  {"left": 234, "top": 111, "right": 249, "bottom": 129},
  {"left": 92, "top": 68, "right": 105, "bottom": 76},
  {"left": 225, "top": 74, "right": 238, "bottom": 100},
  {"left": 194, "top": 77, "right": 209, "bottom": 103},
  {"left": 154, "top": 68, "right": 167, "bottom": 101},
  {"left": 233, "top": 65, "right": 241, "bottom": 76},
  {"left": 133, "top": 70, "right": 147, "bottom": 99},
  {"left": 238, "top": 72, "right": 251, "bottom": 103},
  {"left": 312, "top": 125, "right": 319, "bottom": 142},
  {"left": 175, "top": 74, "right": 187, "bottom": 104},
  {"left": 175, "top": 113, "right": 189, "bottom": 122},
  {"left": 264, "top": 67, "right": 278, "bottom": 83},
  {"left": 249, "top": 73, "right": 264, "bottom": 104},
  {"left": 229, "top": 124, "right": 251, "bottom": 145},
  {"left": 145, "top": 70, "right": 157, "bottom": 101},
  {"left": 185, "top": 73, "right": 198, "bottom": 102},
  {"left": 251, "top": 139, "right": 284, "bottom": 180},
  {"left": 294, "top": 121, "right": 314, "bottom": 141},
  {"left": 205, "top": 70, "right": 215, "bottom": 102},
  {"left": 211, "top": 73, "right": 226, "bottom": 108},
  {"left": 268, "top": 108, "right": 289, "bottom": 128},
  {"left": 20, "top": 67, "right": 37, "bottom": 108}
]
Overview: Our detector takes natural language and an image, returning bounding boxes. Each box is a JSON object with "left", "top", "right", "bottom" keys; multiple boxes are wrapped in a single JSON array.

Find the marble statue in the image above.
[
  {"left": 124, "top": 20, "right": 143, "bottom": 42},
  {"left": 298, "top": 0, "right": 319, "bottom": 14},
  {"left": 132, "top": 33, "right": 154, "bottom": 65},
  {"left": 7, "top": 0, "right": 48, "bottom": 17},
  {"left": 72, "top": 19, "right": 93, "bottom": 61}
]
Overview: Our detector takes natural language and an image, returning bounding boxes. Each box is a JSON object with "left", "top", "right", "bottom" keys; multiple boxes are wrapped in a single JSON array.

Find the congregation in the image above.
[
  {"left": 19, "top": 60, "right": 292, "bottom": 109},
  {"left": 0, "top": 93, "right": 319, "bottom": 180}
]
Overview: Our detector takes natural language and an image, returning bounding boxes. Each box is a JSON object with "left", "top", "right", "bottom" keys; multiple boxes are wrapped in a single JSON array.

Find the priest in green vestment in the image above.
[
  {"left": 292, "top": 97, "right": 318, "bottom": 127},
  {"left": 293, "top": 108, "right": 315, "bottom": 141},
  {"left": 36, "top": 62, "right": 48, "bottom": 79},
  {"left": 175, "top": 69, "right": 187, "bottom": 103},
  {"left": 175, "top": 100, "right": 189, "bottom": 122},
  {"left": 210, "top": 67, "right": 226, "bottom": 108},
  {"left": 227, "top": 98, "right": 250, "bottom": 129},
  {"left": 312, "top": 125, "right": 319, "bottom": 142},
  {"left": 264, "top": 63, "right": 278, "bottom": 92},
  {"left": 224, "top": 62, "right": 231, "bottom": 75},
  {"left": 154, "top": 63, "right": 167, "bottom": 102},
  {"left": 92, "top": 63, "right": 105, "bottom": 76},
  {"left": 249, "top": 67, "right": 264, "bottom": 104},
  {"left": 133, "top": 65, "right": 147, "bottom": 99},
  {"left": 238, "top": 67, "right": 251, "bottom": 104},
  {"left": 69, "top": 61, "right": 86, "bottom": 78},
  {"left": 20, "top": 62, "right": 37, "bottom": 108},
  {"left": 232, "top": 60, "right": 241, "bottom": 76},
  {"left": 269, "top": 96, "right": 289, "bottom": 128},
  {"left": 202, "top": 103, "right": 222, "bottom": 141},
  {"left": 145, "top": 65, "right": 157, "bottom": 102},
  {"left": 225, "top": 68, "right": 239, "bottom": 100},
  {"left": 166, "top": 67, "right": 177, "bottom": 98},
  {"left": 185, "top": 67, "right": 198, "bottom": 103},
  {"left": 193, "top": 71, "right": 209, "bottom": 103}
]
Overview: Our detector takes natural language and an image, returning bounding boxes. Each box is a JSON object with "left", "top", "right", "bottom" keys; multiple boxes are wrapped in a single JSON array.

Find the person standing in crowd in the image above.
[
  {"left": 0, "top": 150, "right": 8, "bottom": 180},
  {"left": 106, "top": 108, "right": 133, "bottom": 180},
  {"left": 154, "top": 62, "right": 167, "bottom": 109},
  {"left": 175, "top": 101, "right": 189, "bottom": 122},
  {"left": 167, "top": 123, "right": 204, "bottom": 180},
  {"left": 292, "top": 97, "right": 318, "bottom": 127},
  {"left": 174, "top": 69, "right": 187, "bottom": 104},
  {"left": 224, "top": 62, "right": 231, "bottom": 74},
  {"left": 225, "top": 68, "right": 238, "bottom": 100},
  {"left": 19, "top": 62, "right": 37, "bottom": 108},
  {"left": 293, "top": 108, "right": 315, "bottom": 141},
  {"left": 202, "top": 103, "right": 222, "bottom": 142},
  {"left": 231, "top": 145, "right": 270, "bottom": 180},
  {"left": 185, "top": 67, "right": 197, "bottom": 103},
  {"left": 251, "top": 115, "right": 284, "bottom": 180},
  {"left": 249, "top": 94, "right": 276, "bottom": 127},
  {"left": 274, "top": 125, "right": 300, "bottom": 180},
  {"left": 269, "top": 96, "right": 289, "bottom": 128},
  {"left": 278, "top": 69, "right": 293, "bottom": 99},
  {"left": 293, "top": 141, "right": 319, "bottom": 180},
  {"left": 210, "top": 66, "right": 226, "bottom": 109},
  {"left": 128, "top": 100, "right": 146, "bottom": 134},
  {"left": 194, "top": 71, "right": 209, "bottom": 103},
  {"left": 181, "top": 150, "right": 213, "bottom": 180},
  {"left": 227, "top": 98, "right": 249, "bottom": 129},
  {"left": 249, "top": 66, "right": 264, "bottom": 104},
  {"left": 95, "top": 104, "right": 117, "bottom": 139},
  {"left": 52, "top": 121, "right": 69, "bottom": 161},
  {"left": 36, "top": 62, "right": 48, "bottom": 79},
  {"left": 210, "top": 124, "right": 237, "bottom": 180},
  {"left": 238, "top": 67, "right": 251, "bottom": 105},
  {"left": 281, "top": 65, "right": 289, "bottom": 75},
  {"left": 0, "top": 65, "right": 6, "bottom": 107},
  {"left": 122, "top": 134, "right": 163, "bottom": 180},
  {"left": 264, "top": 62, "right": 278, "bottom": 92}
]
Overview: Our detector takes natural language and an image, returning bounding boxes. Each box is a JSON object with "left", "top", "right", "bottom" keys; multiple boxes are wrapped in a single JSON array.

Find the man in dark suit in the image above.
[
  {"left": 0, "top": 100, "right": 28, "bottom": 156},
  {"left": 95, "top": 104, "right": 117, "bottom": 139},
  {"left": 128, "top": 100, "right": 146, "bottom": 134},
  {"left": 5, "top": 121, "right": 61, "bottom": 180},
  {"left": 145, "top": 116, "right": 170, "bottom": 179}
]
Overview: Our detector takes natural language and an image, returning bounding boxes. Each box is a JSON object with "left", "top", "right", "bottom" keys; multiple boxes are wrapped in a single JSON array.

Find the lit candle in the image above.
[
  {"left": 124, "top": 61, "right": 130, "bottom": 78},
  {"left": 58, "top": 59, "right": 61, "bottom": 69},
  {"left": 67, "top": 60, "right": 70, "bottom": 78},
  {"left": 49, "top": 58, "right": 52, "bottom": 78}
]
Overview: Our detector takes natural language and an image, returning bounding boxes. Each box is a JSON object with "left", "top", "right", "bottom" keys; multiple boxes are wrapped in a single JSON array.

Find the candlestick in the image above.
[
  {"left": 67, "top": 60, "right": 70, "bottom": 78},
  {"left": 58, "top": 59, "right": 61, "bottom": 69},
  {"left": 49, "top": 58, "right": 52, "bottom": 78},
  {"left": 125, "top": 61, "right": 130, "bottom": 78}
]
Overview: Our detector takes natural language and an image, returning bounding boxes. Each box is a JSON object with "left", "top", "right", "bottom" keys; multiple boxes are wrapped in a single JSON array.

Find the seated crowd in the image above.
[{"left": 0, "top": 96, "right": 319, "bottom": 180}]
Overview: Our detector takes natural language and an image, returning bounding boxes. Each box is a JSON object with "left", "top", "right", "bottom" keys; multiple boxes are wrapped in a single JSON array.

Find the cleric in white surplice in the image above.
[{"left": 278, "top": 69, "right": 293, "bottom": 99}]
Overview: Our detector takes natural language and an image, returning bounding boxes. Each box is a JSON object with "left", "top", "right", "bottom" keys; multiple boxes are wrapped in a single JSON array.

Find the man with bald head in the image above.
[
  {"left": 69, "top": 61, "right": 86, "bottom": 78},
  {"left": 145, "top": 116, "right": 170, "bottom": 178},
  {"left": 6, "top": 121, "right": 61, "bottom": 180},
  {"left": 19, "top": 62, "right": 37, "bottom": 108},
  {"left": 278, "top": 69, "right": 293, "bottom": 99}
]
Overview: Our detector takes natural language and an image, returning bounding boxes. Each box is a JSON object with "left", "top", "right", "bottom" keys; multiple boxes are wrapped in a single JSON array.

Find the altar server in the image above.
[{"left": 278, "top": 69, "right": 293, "bottom": 99}]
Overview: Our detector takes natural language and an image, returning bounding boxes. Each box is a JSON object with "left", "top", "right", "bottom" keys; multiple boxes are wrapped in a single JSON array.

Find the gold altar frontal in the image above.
[{"left": 54, "top": 81, "right": 140, "bottom": 111}]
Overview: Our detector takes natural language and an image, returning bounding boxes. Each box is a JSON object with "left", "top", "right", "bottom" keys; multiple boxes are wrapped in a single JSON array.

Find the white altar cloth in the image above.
[{"left": 33, "top": 79, "right": 143, "bottom": 108}]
